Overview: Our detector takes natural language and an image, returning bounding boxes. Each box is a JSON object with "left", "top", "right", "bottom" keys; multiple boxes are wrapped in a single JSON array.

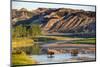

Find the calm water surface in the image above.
[{"left": 30, "top": 53, "right": 95, "bottom": 64}]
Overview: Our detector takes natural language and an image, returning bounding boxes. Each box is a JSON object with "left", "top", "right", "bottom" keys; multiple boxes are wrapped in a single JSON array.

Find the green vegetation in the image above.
[
  {"left": 31, "top": 24, "right": 42, "bottom": 38},
  {"left": 31, "top": 43, "right": 40, "bottom": 54},
  {"left": 12, "top": 24, "right": 42, "bottom": 65},
  {"left": 12, "top": 25, "right": 27, "bottom": 38},
  {"left": 12, "top": 24, "right": 42, "bottom": 47},
  {"left": 12, "top": 51, "right": 37, "bottom": 66},
  {"left": 12, "top": 24, "right": 42, "bottom": 38},
  {"left": 71, "top": 38, "right": 96, "bottom": 44}
]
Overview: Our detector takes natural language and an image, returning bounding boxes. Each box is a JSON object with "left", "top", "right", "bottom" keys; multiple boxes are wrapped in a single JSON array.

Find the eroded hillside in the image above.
[{"left": 12, "top": 8, "right": 96, "bottom": 33}]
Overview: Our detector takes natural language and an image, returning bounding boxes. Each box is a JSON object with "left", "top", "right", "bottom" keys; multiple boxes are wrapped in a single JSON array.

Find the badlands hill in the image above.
[{"left": 12, "top": 8, "right": 96, "bottom": 33}]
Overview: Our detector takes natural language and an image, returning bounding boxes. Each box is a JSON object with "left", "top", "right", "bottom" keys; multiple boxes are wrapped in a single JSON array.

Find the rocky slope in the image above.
[{"left": 12, "top": 8, "right": 96, "bottom": 33}]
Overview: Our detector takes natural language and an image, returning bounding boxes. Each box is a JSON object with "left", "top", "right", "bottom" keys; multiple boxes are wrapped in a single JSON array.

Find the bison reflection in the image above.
[{"left": 47, "top": 51, "right": 54, "bottom": 58}]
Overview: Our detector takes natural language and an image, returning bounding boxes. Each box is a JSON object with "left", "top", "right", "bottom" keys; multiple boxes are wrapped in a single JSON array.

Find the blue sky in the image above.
[{"left": 12, "top": 1, "right": 95, "bottom": 11}]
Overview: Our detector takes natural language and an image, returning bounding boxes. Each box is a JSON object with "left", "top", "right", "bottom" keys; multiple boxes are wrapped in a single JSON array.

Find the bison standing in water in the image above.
[
  {"left": 71, "top": 49, "right": 79, "bottom": 56},
  {"left": 47, "top": 51, "right": 55, "bottom": 58}
]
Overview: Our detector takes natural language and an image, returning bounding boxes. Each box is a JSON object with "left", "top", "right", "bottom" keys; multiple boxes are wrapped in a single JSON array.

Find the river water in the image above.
[
  {"left": 30, "top": 35, "right": 95, "bottom": 64},
  {"left": 30, "top": 53, "right": 95, "bottom": 64}
]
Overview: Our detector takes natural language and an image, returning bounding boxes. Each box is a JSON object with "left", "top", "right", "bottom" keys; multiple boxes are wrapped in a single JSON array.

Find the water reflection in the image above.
[{"left": 30, "top": 53, "right": 95, "bottom": 64}]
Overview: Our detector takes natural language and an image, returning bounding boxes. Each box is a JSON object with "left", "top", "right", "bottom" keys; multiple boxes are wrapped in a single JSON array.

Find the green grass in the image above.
[
  {"left": 71, "top": 38, "right": 96, "bottom": 44},
  {"left": 12, "top": 51, "right": 37, "bottom": 66}
]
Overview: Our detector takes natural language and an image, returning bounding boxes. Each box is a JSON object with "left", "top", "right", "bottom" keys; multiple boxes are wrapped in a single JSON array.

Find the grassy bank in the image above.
[
  {"left": 12, "top": 38, "right": 33, "bottom": 48},
  {"left": 71, "top": 38, "right": 96, "bottom": 44},
  {"left": 12, "top": 51, "right": 37, "bottom": 66},
  {"left": 12, "top": 37, "right": 40, "bottom": 66}
]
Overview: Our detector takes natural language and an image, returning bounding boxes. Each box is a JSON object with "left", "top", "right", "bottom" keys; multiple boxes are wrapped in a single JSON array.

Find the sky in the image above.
[{"left": 12, "top": 1, "right": 96, "bottom": 12}]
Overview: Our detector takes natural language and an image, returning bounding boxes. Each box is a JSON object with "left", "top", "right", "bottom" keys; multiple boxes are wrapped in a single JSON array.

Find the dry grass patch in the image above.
[{"left": 12, "top": 38, "right": 33, "bottom": 48}]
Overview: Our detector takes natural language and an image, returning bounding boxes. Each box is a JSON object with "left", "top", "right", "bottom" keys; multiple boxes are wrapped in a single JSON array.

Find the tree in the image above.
[
  {"left": 31, "top": 24, "right": 42, "bottom": 37},
  {"left": 30, "top": 24, "right": 42, "bottom": 54},
  {"left": 12, "top": 25, "right": 27, "bottom": 38},
  {"left": 21, "top": 26, "right": 27, "bottom": 37},
  {"left": 14, "top": 25, "right": 23, "bottom": 37},
  {"left": 12, "top": 28, "right": 16, "bottom": 38}
]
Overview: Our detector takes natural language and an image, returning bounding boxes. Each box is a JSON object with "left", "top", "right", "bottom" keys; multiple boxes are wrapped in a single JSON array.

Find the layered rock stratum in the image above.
[{"left": 12, "top": 8, "right": 96, "bottom": 33}]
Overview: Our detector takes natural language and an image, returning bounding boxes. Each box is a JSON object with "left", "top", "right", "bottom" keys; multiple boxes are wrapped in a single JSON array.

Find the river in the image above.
[{"left": 30, "top": 53, "right": 95, "bottom": 64}]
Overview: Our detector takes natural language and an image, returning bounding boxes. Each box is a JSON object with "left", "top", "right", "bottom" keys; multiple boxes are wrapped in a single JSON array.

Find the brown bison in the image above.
[
  {"left": 71, "top": 49, "right": 79, "bottom": 56},
  {"left": 47, "top": 51, "right": 55, "bottom": 58}
]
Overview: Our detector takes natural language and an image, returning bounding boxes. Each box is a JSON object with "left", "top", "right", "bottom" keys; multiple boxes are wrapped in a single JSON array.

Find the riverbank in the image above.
[
  {"left": 12, "top": 38, "right": 33, "bottom": 48},
  {"left": 12, "top": 51, "right": 37, "bottom": 66}
]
